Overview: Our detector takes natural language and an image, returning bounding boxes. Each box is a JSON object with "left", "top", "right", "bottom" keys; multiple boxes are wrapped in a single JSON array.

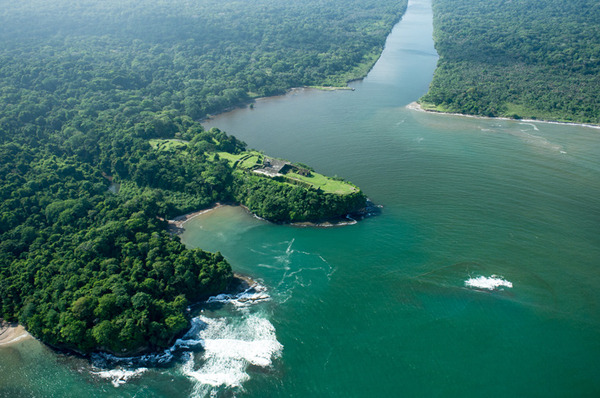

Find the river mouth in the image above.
[{"left": 4, "top": 0, "right": 600, "bottom": 396}]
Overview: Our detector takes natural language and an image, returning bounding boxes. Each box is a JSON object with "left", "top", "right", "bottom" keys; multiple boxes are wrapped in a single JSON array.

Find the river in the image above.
[{"left": 2, "top": 0, "right": 600, "bottom": 396}]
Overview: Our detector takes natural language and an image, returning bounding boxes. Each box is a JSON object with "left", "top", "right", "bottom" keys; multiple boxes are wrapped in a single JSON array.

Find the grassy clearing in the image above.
[
  {"left": 149, "top": 145, "right": 358, "bottom": 195},
  {"left": 214, "top": 151, "right": 263, "bottom": 167},
  {"left": 239, "top": 154, "right": 263, "bottom": 169},
  {"left": 217, "top": 150, "right": 357, "bottom": 195},
  {"left": 418, "top": 101, "right": 451, "bottom": 112},
  {"left": 213, "top": 151, "right": 244, "bottom": 164},
  {"left": 286, "top": 172, "right": 357, "bottom": 195}
]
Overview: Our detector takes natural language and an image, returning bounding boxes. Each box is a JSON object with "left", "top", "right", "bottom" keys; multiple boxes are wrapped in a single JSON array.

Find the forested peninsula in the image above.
[
  {"left": 0, "top": 0, "right": 406, "bottom": 356},
  {"left": 420, "top": 0, "right": 600, "bottom": 124}
]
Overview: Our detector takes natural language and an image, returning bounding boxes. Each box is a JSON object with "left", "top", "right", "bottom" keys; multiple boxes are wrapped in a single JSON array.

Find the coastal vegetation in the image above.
[
  {"left": 214, "top": 150, "right": 359, "bottom": 195},
  {"left": 149, "top": 139, "right": 365, "bottom": 222},
  {"left": 0, "top": 0, "right": 399, "bottom": 355},
  {"left": 420, "top": 0, "right": 600, "bottom": 124}
]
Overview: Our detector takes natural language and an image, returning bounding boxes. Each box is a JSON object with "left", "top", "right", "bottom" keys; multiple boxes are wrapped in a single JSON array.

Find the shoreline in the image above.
[
  {"left": 169, "top": 200, "right": 378, "bottom": 233},
  {"left": 167, "top": 203, "right": 226, "bottom": 234},
  {"left": 291, "top": 200, "right": 382, "bottom": 228},
  {"left": 202, "top": 85, "right": 357, "bottom": 122},
  {"left": 407, "top": 101, "right": 600, "bottom": 130},
  {"left": 0, "top": 320, "right": 32, "bottom": 347},
  {"left": 227, "top": 272, "right": 261, "bottom": 295},
  {"left": 405, "top": 101, "right": 600, "bottom": 129}
]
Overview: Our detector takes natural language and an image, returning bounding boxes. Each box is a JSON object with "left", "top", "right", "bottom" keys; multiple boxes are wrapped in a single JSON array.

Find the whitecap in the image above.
[
  {"left": 285, "top": 238, "right": 295, "bottom": 254},
  {"left": 465, "top": 275, "right": 513, "bottom": 290},
  {"left": 206, "top": 282, "right": 271, "bottom": 306},
  {"left": 91, "top": 367, "right": 148, "bottom": 388},
  {"left": 256, "top": 263, "right": 289, "bottom": 270}
]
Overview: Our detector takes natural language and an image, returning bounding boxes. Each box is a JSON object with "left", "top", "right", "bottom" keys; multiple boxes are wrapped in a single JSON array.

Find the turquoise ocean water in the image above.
[{"left": 2, "top": 0, "right": 599, "bottom": 396}]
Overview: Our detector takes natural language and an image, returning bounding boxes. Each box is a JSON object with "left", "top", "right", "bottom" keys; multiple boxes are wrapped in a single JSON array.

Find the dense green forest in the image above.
[
  {"left": 0, "top": 0, "right": 404, "bottom": 355},
  {"left": 420, "top": 0, "right": 600, "bottom": 124}
]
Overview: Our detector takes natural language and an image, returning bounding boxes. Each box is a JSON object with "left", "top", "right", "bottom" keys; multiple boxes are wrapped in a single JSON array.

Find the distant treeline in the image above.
[
  {"left": 0, "top": 0, "right": 402, "bottom": 355},
  {"left": 420, "top": 0, "right": 600, "bottom": 124}
]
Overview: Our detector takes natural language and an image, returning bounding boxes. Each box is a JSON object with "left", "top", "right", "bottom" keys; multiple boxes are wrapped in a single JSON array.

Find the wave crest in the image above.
[
  {"left": 206, "top": 281, "right": 271, "bottom": 306},
  {"left": 465, "top": 275, "right": 513, "bottom": 290},
  {"left": 183, "top": 314, "right": 282, "bottom": 391},
  {"left": 91, "top": 367, "right": 148, "bottom": 387}
]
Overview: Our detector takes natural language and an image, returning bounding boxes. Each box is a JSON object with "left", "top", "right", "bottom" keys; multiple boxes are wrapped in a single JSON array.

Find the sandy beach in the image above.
[
  {"left": 0, "top": 320, "right": 32, "bottom": 346},
  {"left": 406, "top": 101, "right": 600, "bottom": 130},
  {"left": 406, "top": 101, "right": 424, "bottom": 111},
  {"left": 167, "top": 203, "right": 226, "bottom": 234}
]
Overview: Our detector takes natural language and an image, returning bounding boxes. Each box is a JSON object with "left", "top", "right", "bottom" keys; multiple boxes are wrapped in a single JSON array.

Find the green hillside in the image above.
[{"left": 0, "top": 0, "right": 400, "bottom": 355}]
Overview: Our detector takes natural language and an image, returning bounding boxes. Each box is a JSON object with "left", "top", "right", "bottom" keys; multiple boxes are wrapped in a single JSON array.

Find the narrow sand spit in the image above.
[{"left": 406, "top": 102, "right": 600, "bottom": 129}]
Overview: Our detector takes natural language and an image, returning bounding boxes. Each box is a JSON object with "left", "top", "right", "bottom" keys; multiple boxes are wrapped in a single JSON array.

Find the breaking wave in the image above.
[
  {"left": 91, "top": 367, "right": 148, "bottom": 388},
  {"left": 90, "top": 281, "right": 282, "bottom": 396},
  {"left": 465, "top": 275, "right": 513, "bottom": 290},
  {"left": 183, "top": 314, "right": 282, "bottom": 396}
]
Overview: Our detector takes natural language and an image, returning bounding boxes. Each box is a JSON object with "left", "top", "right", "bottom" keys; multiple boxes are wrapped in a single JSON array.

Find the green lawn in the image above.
[
  {"left": 418, "top": 101, "right": 451, "bottom": 113},
  {"left": 215, "top": 151, "right": 263, "bottom": 168},
  {"left": 286, "top": 171, "right": 357, "bottom": 195},
  {"left": 214, "top": 151, "right": 244, "bottom": 164},
  {"left": 215, "top": 151, "right": 357, "bottom": 195},
  {"left": 240, "top": 155, "right": 262, "bottom": 169}
]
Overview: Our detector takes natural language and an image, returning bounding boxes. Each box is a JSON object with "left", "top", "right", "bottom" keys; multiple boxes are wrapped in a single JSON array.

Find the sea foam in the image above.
[
  {"left": 465, "top": 275, "right": 513, "bottom": 290},
  {"left": 183, "top": 314, "right": 283, "bottom": 394},
  {"left": 206, "top": 281, "right": 270, "bottom": 306},
  {"left": 91, "top": 280, "right": 281, "bottom": 395},
  {"left": 91, "top": 367, "right": 148, "bottom": 387}
]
